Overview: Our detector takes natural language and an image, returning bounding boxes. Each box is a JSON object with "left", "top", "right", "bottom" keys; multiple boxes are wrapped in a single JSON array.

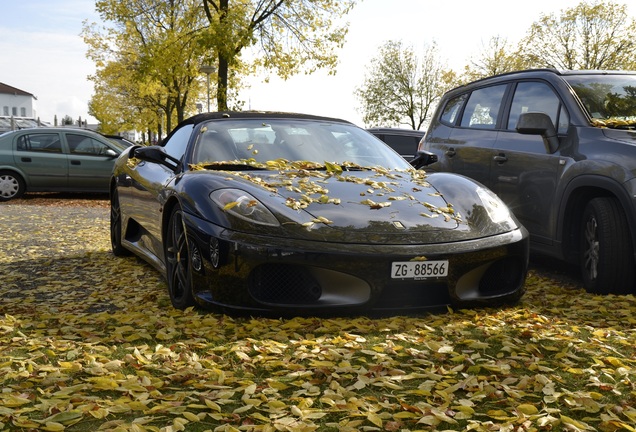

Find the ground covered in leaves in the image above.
[{"left": 1, "top": 196, "right": 636, "bottom": 432}]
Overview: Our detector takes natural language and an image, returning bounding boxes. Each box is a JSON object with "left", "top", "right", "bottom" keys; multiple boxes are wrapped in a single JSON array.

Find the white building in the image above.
[{"left": 0, "top": 82, "right": 44, "bottom": 132}]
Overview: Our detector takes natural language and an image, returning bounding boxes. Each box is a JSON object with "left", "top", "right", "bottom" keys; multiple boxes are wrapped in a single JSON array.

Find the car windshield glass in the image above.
[
  {"left": 565, "top": 74, "right": 636, "bottom": 129},
  {"left": 192, "top": 119, "right": 411, "bottom": 170}
]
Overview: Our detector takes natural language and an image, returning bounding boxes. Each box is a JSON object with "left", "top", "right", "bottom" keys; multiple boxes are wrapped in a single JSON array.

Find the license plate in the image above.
[{"left": 391, "top": 260, "right": 449, "bottom": 279}]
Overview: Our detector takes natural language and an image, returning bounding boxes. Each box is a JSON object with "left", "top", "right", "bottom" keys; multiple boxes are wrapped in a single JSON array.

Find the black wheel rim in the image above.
[
  {"left": 167, "top": 210, "right": 190, "bottom": 303},
  {"left": 110, "top": 191, "right": 122, "bottom": 248},
  {"left": 583, "top": 215, "right": 599, "bottom": 281}
]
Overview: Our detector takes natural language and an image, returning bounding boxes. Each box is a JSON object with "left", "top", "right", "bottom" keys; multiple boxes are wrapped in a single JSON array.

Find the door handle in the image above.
[
  {"left": 70, "top": 160, "right": 81, "bottom": 165},
  {"left": 493, "top": 154, "right": 508, "bottom": 163},
  {"left": 21, "top": 157, "right": 32, "bottom": 162}
]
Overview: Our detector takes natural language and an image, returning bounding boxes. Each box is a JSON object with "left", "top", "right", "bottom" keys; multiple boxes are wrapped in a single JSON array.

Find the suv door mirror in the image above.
[{"left": 516, "top": 112, "right": 559, "bottom": 154}]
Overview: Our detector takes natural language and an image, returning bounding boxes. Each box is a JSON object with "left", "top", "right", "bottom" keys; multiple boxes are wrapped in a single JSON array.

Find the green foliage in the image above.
[
  {"left": 83, "top": 0, "right": 211, "bottom": 134},
  {"left": 519, "top": 0, "right": 636, "bottom": 70},
  {"left": 355, "top": 41, "right": 456, "bottom": 130},
  {"left": 461, "top": 36, "right": 529, "bottom": 83},
  {"left": 200, "top": 0, "right": 357, "bottom": 110}
]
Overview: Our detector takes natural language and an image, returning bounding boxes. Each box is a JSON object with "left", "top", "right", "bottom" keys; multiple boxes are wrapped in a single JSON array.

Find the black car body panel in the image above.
[
  {"left": 111, "top": 111, "right": 529, "bottom": 315},
  {"left": 421, "top": 68, "right": 636, "bottom": 294}
]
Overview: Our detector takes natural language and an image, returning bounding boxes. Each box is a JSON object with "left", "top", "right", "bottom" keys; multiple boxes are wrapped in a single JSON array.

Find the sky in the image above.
[{"left": 0, "top": 0, "right": 602, "bottom": 129}]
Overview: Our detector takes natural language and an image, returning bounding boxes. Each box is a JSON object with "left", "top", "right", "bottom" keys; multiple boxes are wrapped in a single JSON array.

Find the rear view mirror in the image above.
[
  {"left": 132, "top": 145, "right": 181, "bottom": 171},
  {"left": 516, "top": 112, "right": 559, "bottom": 154}
]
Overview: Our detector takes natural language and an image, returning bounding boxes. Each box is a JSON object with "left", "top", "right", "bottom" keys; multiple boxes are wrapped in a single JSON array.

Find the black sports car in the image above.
[{"left": 110, "top": 111, "right": 529, "bottom": 315}]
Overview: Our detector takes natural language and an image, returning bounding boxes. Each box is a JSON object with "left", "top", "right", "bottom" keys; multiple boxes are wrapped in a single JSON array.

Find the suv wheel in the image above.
[{"left": 580, "top": 197, "right": 634, "bottom": 294}]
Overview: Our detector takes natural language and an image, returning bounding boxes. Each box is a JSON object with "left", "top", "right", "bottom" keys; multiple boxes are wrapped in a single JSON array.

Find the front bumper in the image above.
[{"left": 184, "top": 212, "right": 529, "bottom": 316}]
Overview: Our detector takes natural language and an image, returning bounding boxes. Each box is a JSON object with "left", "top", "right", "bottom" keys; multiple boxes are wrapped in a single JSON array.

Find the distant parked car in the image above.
[
  {"left": 367, "top": 128, "right": 425, "bottom": 159},
  {"left": 111, "top": 111, "right": 529, "bottom": 315},
  {"left": 420, "top": 68, "right": 636, "bottom": 295},
  {"left": 104, "top": 134, "right": 135, "bottom": 147},
  {"left": 0, "top": 127, "right": 126, "bottom": 201}
]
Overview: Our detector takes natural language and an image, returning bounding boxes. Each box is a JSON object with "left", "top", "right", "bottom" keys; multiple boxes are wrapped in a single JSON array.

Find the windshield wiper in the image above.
[{"left": 200, "top": 162, "right": 267, "bottom": 171}]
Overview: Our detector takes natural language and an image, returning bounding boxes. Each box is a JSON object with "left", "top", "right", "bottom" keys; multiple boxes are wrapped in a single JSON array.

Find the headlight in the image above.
[
  {"left": 476, "top": 187, "right": 512, "bottom": 224},
  {"left": 211, "top": 189, "right": 280, "bottom": 226}
]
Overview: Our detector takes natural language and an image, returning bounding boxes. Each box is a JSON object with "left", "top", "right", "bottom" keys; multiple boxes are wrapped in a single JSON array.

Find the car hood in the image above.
[
  {"left": 602, "top": 128, "right": 636, "bottom": 146},
  {"left": 268, "top": 169, "right": 460, "bottom": 233},
  {"left": 188, "top": 167, "right": 501, "bottom": 245}
]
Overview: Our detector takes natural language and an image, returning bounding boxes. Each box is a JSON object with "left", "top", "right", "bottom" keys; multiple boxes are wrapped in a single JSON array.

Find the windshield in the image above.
[
  {"left": 565, "top": 74, "right": 636, "bottom": 129},
  {"left": 191, "top": 119, "right": 411, "bottom": 170}
]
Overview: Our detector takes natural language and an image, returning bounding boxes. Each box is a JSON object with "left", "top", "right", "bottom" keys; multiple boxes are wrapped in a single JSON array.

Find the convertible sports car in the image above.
[{"left": 110, "top": 111, "right": 529, "bottom": 315}]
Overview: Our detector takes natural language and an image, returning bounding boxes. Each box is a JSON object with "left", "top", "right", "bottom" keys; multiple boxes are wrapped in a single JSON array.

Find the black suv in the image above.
[
  {"left": 367, "top": 128, "right": 425, "bottom": 159},
  {"left": 420, "top": 69, "right": 636, "bottom": 295}
]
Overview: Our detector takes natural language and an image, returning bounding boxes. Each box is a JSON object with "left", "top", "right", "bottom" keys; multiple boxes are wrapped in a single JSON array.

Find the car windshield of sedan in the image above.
[
  {"left": 565, "top": 74, "right": 636, "bottom": 129},
  {"left": 191, "top": 119, "right": 411, "bottom": 170}
]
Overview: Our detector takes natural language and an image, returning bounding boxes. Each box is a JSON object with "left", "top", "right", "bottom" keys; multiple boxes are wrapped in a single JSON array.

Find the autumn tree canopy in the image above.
[
  {"left": 519, "top": 0, "right": 636, "bottom": 70},
  {"left": 83, "top": 0, "right": 358, "bottom": 136},
  {"left": 355, "top": 41, "right": 458, "bottom": 130},
  {"left": 83, "top": 0, "right": 209, "bottom": 135},
  {"left": 200, "top": 0, "right": 357, "bottom": 111}
]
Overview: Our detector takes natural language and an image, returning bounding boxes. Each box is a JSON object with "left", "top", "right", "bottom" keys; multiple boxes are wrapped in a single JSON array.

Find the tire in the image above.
[
  {"left": 110, "top": 188, "right": 132, "bottom": 256},
  {"left": 0, "top": 170, "right": 26, "bottom": 201},
  {"left": 165, "top": 206, "right": 196, "bottom": 309},
  {"left": 580, "top": 197, "right": 634, "bottom": 294}
]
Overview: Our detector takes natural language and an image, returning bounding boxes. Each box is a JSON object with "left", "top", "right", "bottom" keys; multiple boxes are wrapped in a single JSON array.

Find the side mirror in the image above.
[
  {"left": 105, "top": 148, "right": 119, "bottom": 158},
  {"left": 516, "top": 112, "right": 559, "bottom": 154},
  {"left": 410, "top": 150, "right": 438, "bottom": 169},
  {"left": 132, "top": 145, "right": 181, "bottom": 171}
]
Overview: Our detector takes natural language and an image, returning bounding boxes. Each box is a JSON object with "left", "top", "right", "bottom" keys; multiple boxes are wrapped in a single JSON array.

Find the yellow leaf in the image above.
[
  {"left": 516, "top": 404, "right": 539, "bottom": 415},
  {"left": 367, "top": 412, "right": 383, "bottom": 428},
  {"left": 2, "top": 396, "right": 31, "bottom": 407},
  {"left": 223, "top": 201, "right": 240, "bottom": 211},
  {"left": 561, "top": 414, "right": 595, "bottom": 431},
  {"left": 88, "top": 408, "right": 110, "bottom": 419},
  {"left": 182, "top": 412, "right": 200, "bottom": 422},
  {"left": 45, "top": 411, "right": 83, "bottom": 424},
  {"left": 41, "top": 422, "right": 65, "bottom": 431},
  {"left": 393, "top": 412, "right": 418, "bottom": 419}
]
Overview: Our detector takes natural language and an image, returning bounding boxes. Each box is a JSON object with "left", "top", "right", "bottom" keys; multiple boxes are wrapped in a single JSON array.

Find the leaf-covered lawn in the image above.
[{"left": 1, "top": 204, "right": 635, "bottom": 432}]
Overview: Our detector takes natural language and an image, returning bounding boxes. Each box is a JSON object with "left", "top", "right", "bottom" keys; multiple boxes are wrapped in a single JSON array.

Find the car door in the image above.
[
  {"left": 119, "top": 123, "right": 194, "bottom": 261},
  {"left": 433, "top": 84, "right": 508, "bottom": 187},
  {"left": 490, "top": 81, "right": 569, "bottom": 244},
  {"left": 13, "top": 132, "right": 68, "bottom": 189},
  {"left": 65, "top": 132, "right": 121, "bottom": 191}
]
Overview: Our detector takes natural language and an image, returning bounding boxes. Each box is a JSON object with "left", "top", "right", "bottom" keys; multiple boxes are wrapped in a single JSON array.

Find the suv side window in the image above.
[
  {"left": 440, "top": 93, "right": 467, "bottom": 125},
  {"left": 507, "top": 81, "right": 569, "bottom": 134},
  {"left": 460, "top": 85, "right": 506, "bottom": 129}
]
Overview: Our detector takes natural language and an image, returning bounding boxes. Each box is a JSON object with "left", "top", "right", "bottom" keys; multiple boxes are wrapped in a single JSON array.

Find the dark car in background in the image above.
[
  {"left": 0, "top": 127, "right": 126, "bottom": 201},
  {"left": 367, "top": 128, "right": 425, "bottom": 159},
  {"left": 420, "top": 69, "right": 636, "bottom": 295},
  {"left": 110, "top": 111, "right": 529, "bottom": 316}
]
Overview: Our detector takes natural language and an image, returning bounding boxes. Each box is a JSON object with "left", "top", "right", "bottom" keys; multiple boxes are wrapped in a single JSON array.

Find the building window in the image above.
[
  {"left": 12, "top": 107, "right": 17, "bottom": 116},
  {"left": 3, "top": 106, "right": 8, "bottom": 116},
  {"left": 20, "top": 107, "right": 26, "bottom": 117}
]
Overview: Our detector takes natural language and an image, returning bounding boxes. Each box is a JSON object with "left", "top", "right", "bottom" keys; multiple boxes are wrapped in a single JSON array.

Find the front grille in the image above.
[
  {"left": 249, "top": 264, "right": 322, "bottom": 304},
  {"left": 479, "top": 258, "right": 523, "bottom": 295}
]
